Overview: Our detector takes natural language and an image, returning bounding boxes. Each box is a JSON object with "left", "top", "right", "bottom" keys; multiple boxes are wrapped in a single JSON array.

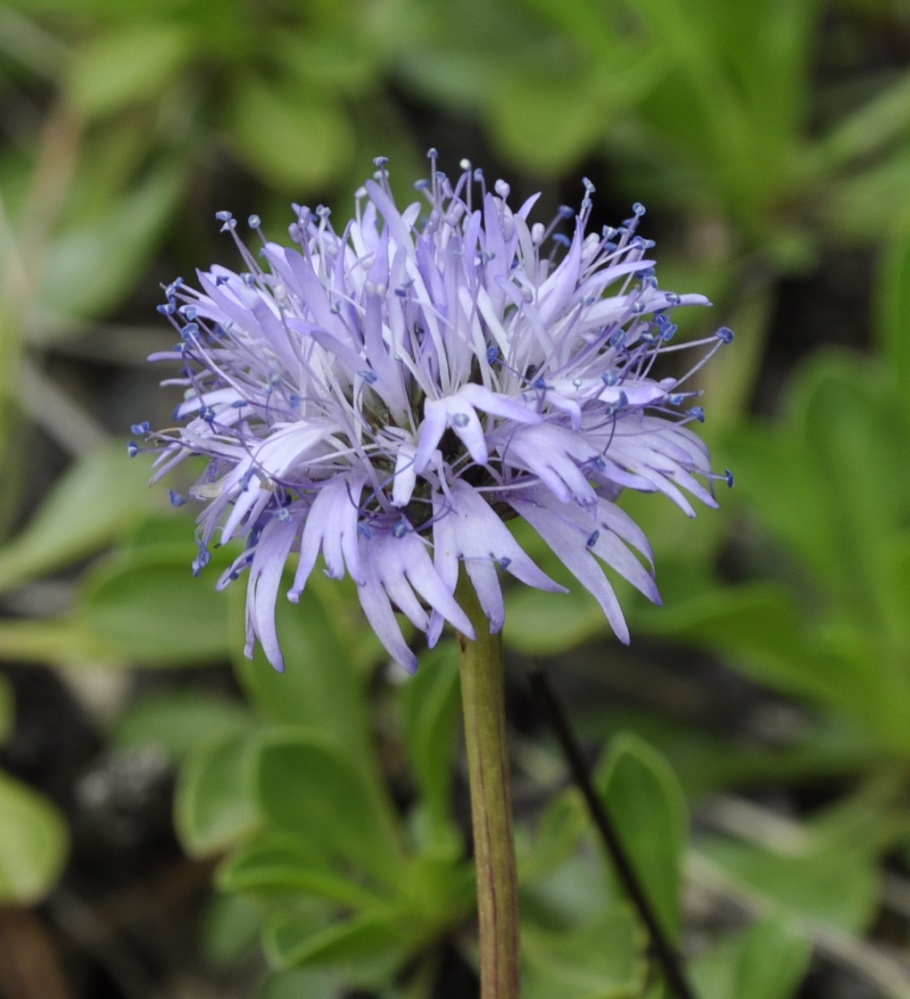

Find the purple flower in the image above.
[{"left": 138, "top": 154, "right": 731, "bottom": 673}]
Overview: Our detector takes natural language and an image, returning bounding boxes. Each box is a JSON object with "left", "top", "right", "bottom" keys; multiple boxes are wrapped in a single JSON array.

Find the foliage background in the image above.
[{"left": 1, "top": 1, "right": 910, "bottom": 997}]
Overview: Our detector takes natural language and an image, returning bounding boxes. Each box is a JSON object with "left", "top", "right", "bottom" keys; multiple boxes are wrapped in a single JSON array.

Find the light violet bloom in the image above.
[{"left": 133, "top": 154, "right": 732, "bottom": 673}]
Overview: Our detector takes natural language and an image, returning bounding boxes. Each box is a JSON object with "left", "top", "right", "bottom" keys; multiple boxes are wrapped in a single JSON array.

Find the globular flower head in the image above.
[{"left": 134, "top": 154, "right": 732, "bottom": 673}]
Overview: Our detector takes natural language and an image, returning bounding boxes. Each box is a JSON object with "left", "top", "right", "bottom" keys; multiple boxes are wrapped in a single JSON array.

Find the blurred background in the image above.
[{"left": 1, "top": 1, "right": 910, "bottom": 997}]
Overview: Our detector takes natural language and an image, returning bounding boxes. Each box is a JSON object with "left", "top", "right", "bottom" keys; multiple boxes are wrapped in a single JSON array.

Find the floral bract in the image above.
[{"left": 136, "top": 154, "right": 731, "bottom": 672}]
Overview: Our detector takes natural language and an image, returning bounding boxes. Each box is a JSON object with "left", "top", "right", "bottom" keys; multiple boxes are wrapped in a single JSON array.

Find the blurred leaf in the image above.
[
  {"left": 692, "top": 916, "right": 810, "bottom": 999},
  {"left": 0, "top": 674, "right": 12, "bottom": 743},
  {"left": 596, "top": 733, "right": 688, "bottom": 943},
  {"left": 228, "top": 78, "right": 355, "bottom": 190},
  {"left": 399, "top": 641, "right": 461, "bottom": 853},
  {"left": 199, "top": 891, "right": 263, "bottom": 969},
  {"left": 262, "top": 966, "right": 342, "bottom": 999},
  {"left": 522, "top": 907, "right": 646, "bottom": 999},
  {"left": 232, "top": 580, "right": 374, "bottom": 769},
  {"left": 67, "top": 22, "right": 193, "bottom": 117},
  {"left": 522, "top": 791, "right": 589, "bottom": 883},
  {"left": 255, "top": 731, "right": 404, "bottom": 884},
  {"left": 504, "top": 585, "right": 605, "bottom": 655},
  {"left": 79, "top": 547, "right": 232, "bottom": 664},
  {"left": 113, "top": 690, "right": 253, "bottom": 765},
  {"left": 219, "top": 833, "right": 386, "bottom": 908},
  {"left": 176, "top": 728, "right": 260, "bottom": 856},
  {"left": 699, "top": 836, "right": 879, "bottom": 933},
  {"left": 0, "top": 443, "right": 157, "bottom": 594},
  {"left": 0, "top": 771, "right": 68, "bottom": 903},
  {"left": 264, "top": 907, "right": 418, "bottom": 984},
  {"left": 39, "top": 161, "right": 185, "bottom": 325},
  {"left": 876, "top": 227, "right": 910, "bottom": 398}
]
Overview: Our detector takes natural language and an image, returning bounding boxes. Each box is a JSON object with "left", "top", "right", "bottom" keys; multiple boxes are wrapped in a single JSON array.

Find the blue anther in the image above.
[
  {"left": 498, "top": 556, "right": 512, "bottom": 571},
  {"left": 601, "top": 371, "right": 619, "bottom": 386},
  {"left": 359, "top": 369, "right": 378, "bottom": 384},
  {"left": 357, "top": 522, "right": 374, "bottom": 540},
  {"left": 248, "top": 214, "right": 261, "bottom": 229},
  {"left": 486, "top": 346, "right": 500, "bottom": 364},
  {"left": 632, "top": 202, "right": 646, "bottom": 216},
  {"left": 127, "top": 441, "right": 140, "bottom": 457},
  {"left": 586, "top": 530, "right": 600, "bottom": 549},
  {"left": 392, "top": 519, "right": 410, "bottom": 538},
  {"left": 130, "top": 421, "right": 150, "bottom": 435},
  {"left": 169, "top": 490, "right": 186, "bottom": 507},
  {"left": 715, "top": 326, "right": 735, "bottom": 344},
  {"left": 452, "top": 412, "right": 470, "bottom": 427},
  {"left": 688, "top": 406, "right": 705, "bottom": 422},
  {"left": 724, "top": 469, "right": 735, "bottom": 487}
]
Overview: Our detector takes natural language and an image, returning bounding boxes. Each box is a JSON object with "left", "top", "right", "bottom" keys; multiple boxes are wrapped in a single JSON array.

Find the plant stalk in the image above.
[{"left": 455, "top": 573, "right": 520, "bottom": 999}]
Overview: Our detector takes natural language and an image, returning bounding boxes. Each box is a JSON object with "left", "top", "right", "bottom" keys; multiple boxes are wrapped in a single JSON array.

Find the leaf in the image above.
[
  {"left": 254, "top": 731, "right": 404, "bottom": 885},
  {"left": 522, "top": 908, "right": 646, "bottom": 999},
  {"left": 399, "top": 641, "right": 461, "bottom": 853},
  {"left": 198, "top": 892, "right": 263, "bottom": 969},
  {"left": 0, "top": 674, "right": 12, "bottom": 743},
  {"left": 218, "top": 834, "right": 386, "bottom": 909},
  {"left": 595, "top": 733, "right": 688, "bottom": 943},
  {"left": 0, "top": 771, "right": 68, "bottom": 903},
  {"left": 231, "top": 580, "right": 374, "bottom": 769},
  {"left": 699, "top": 836, "right": 879, "bottom": 934},
  {"left": 522, "top": 791, "right": 590, "bottom": 883},
  {"left": 0, "top": 443, "right": 158, "bottom": 594},
  {"left": 263, "top": 907, "right": 418, "bottom": 985},
  {"left": 227, "top": 78, "right": 354, "bottom": 190},
  {"left": 113, "top": 690, "right": 253, "bottom": 765},
  {"left": 175, "top": 729, "right": 260, "bottom": 856},
  {"left": 67, "top": 22, "right": 192, "bottom": 118},
  {"left": 38, "top": 162, "right": 185, "bottom": 323},
  {"left": 876, "top": 228, "right": 910, "bottom": 401},
  {"left": 693, "top": 916, "right": 810, "bottom": 999},
  {"left": 79, "top": 547, "right": 232, "bottom": 665}
]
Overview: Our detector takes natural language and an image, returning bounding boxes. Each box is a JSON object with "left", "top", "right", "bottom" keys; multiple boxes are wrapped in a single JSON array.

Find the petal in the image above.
[{"left": 245, "top": 515, "right": 299, "bottom": 672}]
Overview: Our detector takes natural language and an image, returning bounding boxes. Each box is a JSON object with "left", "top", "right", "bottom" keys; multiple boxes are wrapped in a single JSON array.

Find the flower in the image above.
[{"left": 134, "top": 153, "right": 732, "bottom": 673}]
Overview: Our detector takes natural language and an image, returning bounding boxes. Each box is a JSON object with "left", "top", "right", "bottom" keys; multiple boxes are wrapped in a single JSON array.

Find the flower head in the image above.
[{"left": 135, "top": 154, "right": 732, "bottom": 672}]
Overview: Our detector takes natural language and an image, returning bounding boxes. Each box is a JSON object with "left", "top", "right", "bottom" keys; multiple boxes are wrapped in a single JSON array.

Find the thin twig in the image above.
[{"left": 528, "top": 663, "right": 699, "bottom": 999}]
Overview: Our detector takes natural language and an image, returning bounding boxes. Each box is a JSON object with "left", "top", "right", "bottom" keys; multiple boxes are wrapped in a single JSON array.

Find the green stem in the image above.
[{"left": 455, "top": 572, "right": 520, "bottom": 999}]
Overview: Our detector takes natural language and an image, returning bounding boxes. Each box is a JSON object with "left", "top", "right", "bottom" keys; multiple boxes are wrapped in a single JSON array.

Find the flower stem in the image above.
[{"left": 455, "top": 573, "right": 521, "bottom": 999}]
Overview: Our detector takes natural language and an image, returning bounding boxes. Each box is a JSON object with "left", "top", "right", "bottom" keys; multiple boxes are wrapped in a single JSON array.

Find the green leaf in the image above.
[
  {"left": 261, "top": 966, "right": 342, "bottom": 999},
  {"left": 699, "top": 836, "right": 879, "bottom": 934},
  {"left": 0, "top": 674, "right": 12, "bottom": 743},
  {"left": 596, "top": 733, "right": 688, "bottom": 943},
  {"left": 175, "top": 729, "right": 260, "bottom": 856},
  {"left": 79, "top": 547, "right": 231, "bottom": 665},
  {"left": 0, "top": 443, "right": 158, "bottom": 594},
  {"left": 39, "top": 162, "right": 185, "bottom": 323},
  {"left": 522, "top": 908, "right": 646, "bottom": 999},
  {"left": 67, "top": 22, "right": 193, "bottom": 117},
  {"left": 522, "top": 791, "right": 589, "bottom": 883},
  {"left": 0, "top": 771, "right": 68, "bottom": 903},
  {"left": 264, "top": 907, "right": 418, "bottom": 985},
  {"left": 113, "top": 690, "right": 253, "bottom": 765},
  {"left": 876, "top": 228, "right": 910, "bottom": 400},
  {"left": 198, "top": 892, "right": 263, "bottom": 969},
  {"left": 218, "top": 834, "right": 386, "bottom": 909},
  {"left": 228, "top": 78, "right": 354, "bottom": 190},
  {"left": 232, "top": 580, "right": 374, "bottom": 769},
  {"left": 399, "top": 641, "right": 461, "bottom": 853},
  {"left": 255, "top": 731, "right": 404, "bottom": 884},
  {"left": 504, "top": 586, "right": 606, "bottom": 656},
  {"left": 693, "top": 916, "right": 810, "bottom": 999}
]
